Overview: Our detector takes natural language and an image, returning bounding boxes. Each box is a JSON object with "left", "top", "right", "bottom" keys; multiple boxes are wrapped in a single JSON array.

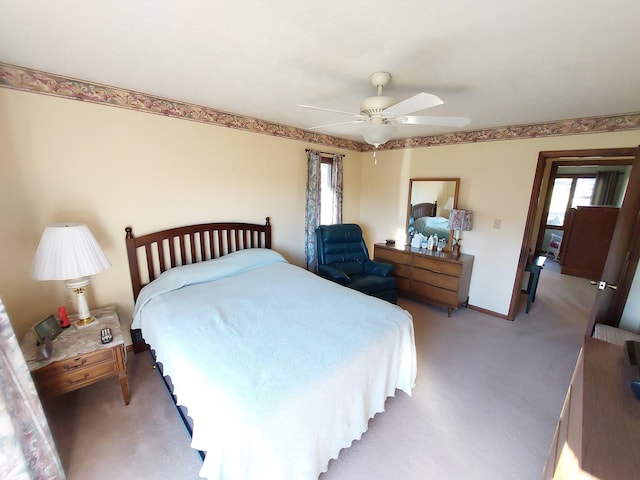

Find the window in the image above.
[
  {"left": 320, "top": 159, "right": 334, "bottom": 225},
  {"left": 546, "top": 175, "right": 596, "bottom": 227}
]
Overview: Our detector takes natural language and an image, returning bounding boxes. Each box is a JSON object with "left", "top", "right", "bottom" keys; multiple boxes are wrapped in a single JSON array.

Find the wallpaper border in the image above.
[{"left": 1, "top": 62, "right": 639, "bottom": 152}]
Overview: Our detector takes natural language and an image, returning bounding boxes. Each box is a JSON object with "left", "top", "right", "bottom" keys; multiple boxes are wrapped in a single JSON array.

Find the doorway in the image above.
[
  {"left": 534, "top": 160, "right": 632, "bottom": 278},
  {"left": 509, "top": 147, "right": 640, "bottom": 325}
]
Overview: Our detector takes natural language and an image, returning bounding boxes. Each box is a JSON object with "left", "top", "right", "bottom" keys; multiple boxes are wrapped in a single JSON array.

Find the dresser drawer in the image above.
[
  {"left": 33, "top": 347, "right": 115, "bottom": 381},
  {"left": 412, "top": 282, "right": 459, "bottom": 306},
  {"left": 393, "top": 263, "right": 412, "bottom": 279},
  {"left": 413, "top": 268, "right": 460, "bottom": 291},
  {"left": 374, "top": 247, "right": 412, "bottom": 266},
  {"left": 373, "top": 244, "right": 474, "bottom": 316},
  {"left": 413, "top": 256, "right": 462, "bottom": 277},
  {"left": 36, "top": 360, "right": 118, "bottom": 396},
  {"left": 396, "top": 276, "right": 412, "bottom": 292}
]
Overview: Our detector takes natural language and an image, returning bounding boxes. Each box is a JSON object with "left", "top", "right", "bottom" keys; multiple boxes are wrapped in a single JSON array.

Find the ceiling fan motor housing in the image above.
[{"left": 360, "top": 95, "right": 396, "bottom": 116}]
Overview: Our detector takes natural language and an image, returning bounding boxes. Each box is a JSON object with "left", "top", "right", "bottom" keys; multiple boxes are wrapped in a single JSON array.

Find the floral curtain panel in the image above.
[
  {"left": 331, "top": 153, "right": 343, "bottom": 224},
  {"left": 0, "top": 298, "right": 65, "bottom": 480},
  {"left": 305, "top": 150, "right": 322, "bottom": 271},
  {"left": 304, "top": 150, "right": 344, "bottom": 271}
]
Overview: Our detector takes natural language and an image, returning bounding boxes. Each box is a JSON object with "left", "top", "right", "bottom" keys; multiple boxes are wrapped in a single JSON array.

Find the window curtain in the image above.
[
  {"left": 591, "top": 171, "right": 619, "bottom": 206},
  {"left": 331, "top": 153, "right": 344, "bottom": 224},
  {"left": 305, "top": 150, "right": 322, "bottom": 271},
  {"left": 0, "top": 297, "right": 66, "bottom": 480},
  {"left": 304, "top": 151, "right": 344, "bottom": 271}
]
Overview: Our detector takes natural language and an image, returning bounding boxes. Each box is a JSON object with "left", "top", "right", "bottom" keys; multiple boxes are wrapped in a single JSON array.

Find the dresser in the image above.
[
  {"left": 374, "top": 243, "right": 474, "bottom": 316},
  {"left": 542, "top": 336, "right": 640, "bottom": 479}
]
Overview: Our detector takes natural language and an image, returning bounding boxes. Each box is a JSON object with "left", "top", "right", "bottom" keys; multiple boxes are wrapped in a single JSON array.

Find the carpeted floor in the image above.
[{"left": 42, "top": 255, "right": 595, "bottom": 480}]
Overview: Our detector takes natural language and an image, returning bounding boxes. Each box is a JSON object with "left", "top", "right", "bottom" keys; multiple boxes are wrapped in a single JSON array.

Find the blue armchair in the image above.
[{"left": 315, "top": 224, "right": 397, "bottom": 304}]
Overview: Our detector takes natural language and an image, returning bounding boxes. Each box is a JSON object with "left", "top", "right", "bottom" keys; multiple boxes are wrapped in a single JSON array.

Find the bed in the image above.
[
  {"left": 409, "top": 202, "right": 451, "bottom": 241},
  {"left": 125, "top": 218, "right": 417, "bottom": 480}
]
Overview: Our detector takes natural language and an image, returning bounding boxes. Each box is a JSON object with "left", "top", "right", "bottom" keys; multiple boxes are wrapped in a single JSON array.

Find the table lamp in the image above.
[
  {"left": 448, "top": 209, "right": 473, "bottom": 257},
  {"left": 31, "top": 223, "right": 111, "bottom": 326}
]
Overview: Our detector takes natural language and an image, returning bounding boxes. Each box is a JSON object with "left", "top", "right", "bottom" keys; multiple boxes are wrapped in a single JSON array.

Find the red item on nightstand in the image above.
[{"left": 58, "top": 306, "right": 70, "bottom": 328}]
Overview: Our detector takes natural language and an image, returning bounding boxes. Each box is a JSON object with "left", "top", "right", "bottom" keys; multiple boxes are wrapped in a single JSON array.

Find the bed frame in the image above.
[
  {"left": 411, "top": 201, "right": 438, "bottom": 219},
  {"left": 125, "top": 217, "right": 272, "bottom": 353}
]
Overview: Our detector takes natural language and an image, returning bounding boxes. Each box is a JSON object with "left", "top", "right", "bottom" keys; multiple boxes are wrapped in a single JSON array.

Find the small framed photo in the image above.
[{"left": 33, "top": 314, "right": 62, "bottom": 344}]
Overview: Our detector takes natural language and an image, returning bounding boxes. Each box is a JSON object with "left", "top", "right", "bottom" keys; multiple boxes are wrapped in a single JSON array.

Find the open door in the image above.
[
  {"left": 511, "top": 146, "right": 639, "bottom": 321},
  {"left": 586, "top": 146, "right": 640, "bottom": 333}
]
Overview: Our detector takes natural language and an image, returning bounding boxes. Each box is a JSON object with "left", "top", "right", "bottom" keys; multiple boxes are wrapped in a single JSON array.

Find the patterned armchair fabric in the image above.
[{"left": 0, "top": 298, "right": 65, "bottom": 480}]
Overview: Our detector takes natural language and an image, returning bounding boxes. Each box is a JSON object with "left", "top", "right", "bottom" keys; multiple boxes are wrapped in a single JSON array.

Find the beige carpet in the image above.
[{"left": 42, "top": 256, "right": 595, "bottom": 480}]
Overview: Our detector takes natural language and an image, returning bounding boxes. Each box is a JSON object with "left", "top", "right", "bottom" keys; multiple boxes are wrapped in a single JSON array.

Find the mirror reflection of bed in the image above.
[{"left": 407, "top": 177, "right": 460, "bottom": 248}]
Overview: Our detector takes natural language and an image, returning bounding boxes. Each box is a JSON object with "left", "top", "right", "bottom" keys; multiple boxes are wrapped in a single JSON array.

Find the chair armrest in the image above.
[
  {"left": 318, "top": 264, "right": 352, "bottom": 284},
  {"left": 364, "top": 260, "right": 394, "bottom": 277}
]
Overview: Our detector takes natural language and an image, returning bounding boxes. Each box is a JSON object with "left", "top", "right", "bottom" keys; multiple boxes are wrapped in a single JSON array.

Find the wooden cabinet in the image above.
[
  {"left": 560, "top": 206, "right": 619, "bottom": 280},
  {"left": 374, "top": 243, "right": 473, "bottom": 316},
  {"left": 542, "top": 336, "right": 640, "bottom": 479},
  {"left": 32, "top": 344, "right": 127, "bottom": 400},
  {"left": 22, "top": 306, "right": 130, "bottom": 405}
]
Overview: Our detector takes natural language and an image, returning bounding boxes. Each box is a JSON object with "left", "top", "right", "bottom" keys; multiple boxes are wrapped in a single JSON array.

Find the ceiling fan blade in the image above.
[
  {"left": 396, "top": 115, "right": 471, "bottom": 127},
  {"left": 298, "top": 104, "right": 363, "bottom": 118},
  {"left": 383, "top": 92, "right": 443, "bottom": 116},
  {"left": 308, "top": 119, "right": 369, "bottom": 130}
]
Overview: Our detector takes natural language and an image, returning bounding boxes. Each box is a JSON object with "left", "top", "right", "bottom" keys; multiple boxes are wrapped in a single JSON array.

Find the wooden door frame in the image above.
[
  {"left": 533, "top": 159, "right": 633, "bottom": 256},
  {"left": 508, "top": 147, "right": 638, "bottom": 321}
]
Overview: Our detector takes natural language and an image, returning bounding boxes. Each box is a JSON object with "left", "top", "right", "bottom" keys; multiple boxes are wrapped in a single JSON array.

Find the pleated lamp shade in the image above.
[
  {"left": 448, "top": 209, "right": 473, "bottom": 232},
  {"left": 31, "top": 223, "right": 111, "bottom": 281}
]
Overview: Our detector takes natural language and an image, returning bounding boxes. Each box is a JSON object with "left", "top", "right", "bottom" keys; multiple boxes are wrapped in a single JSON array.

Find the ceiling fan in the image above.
[{"left": 299, "top": 72, "right": 470, "bottom": 147}]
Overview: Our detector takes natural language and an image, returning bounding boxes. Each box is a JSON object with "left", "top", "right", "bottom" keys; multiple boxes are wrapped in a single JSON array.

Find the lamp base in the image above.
[
  {"left": 75, "top": 315, "right": 96, "bottom": 327},
  {"left": 74, "top": 316, "right": 99, "bottom": 330}
]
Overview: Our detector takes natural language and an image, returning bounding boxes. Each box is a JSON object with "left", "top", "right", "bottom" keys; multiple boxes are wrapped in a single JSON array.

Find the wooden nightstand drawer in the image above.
[
  {"left": 33, "top": 348, "right": 115, "bottom": 381},
  {"left": 36, "top": 357, "right": 118, "bottom": 396},
  {"left": 413, "top": 256, "right": 462, "bottom": 276}
]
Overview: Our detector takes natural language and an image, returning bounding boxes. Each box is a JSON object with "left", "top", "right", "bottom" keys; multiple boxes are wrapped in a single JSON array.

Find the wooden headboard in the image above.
[
  {"left": 411, "top": 201, "right": 438, "bottom": 219},
  {"left": 125, "top": 217, "right": 272, "bottom": 302}
]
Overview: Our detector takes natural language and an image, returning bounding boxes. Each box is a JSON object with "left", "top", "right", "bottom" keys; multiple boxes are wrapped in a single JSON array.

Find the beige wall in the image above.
[
  {"left": 0, "top": 88, "right": 360, "bottom": 340},
  {"left": 2, "top": 86, "right": 639, "bottom": 341},
  {"left": 359, "top": 133, "right": 640, "bottom": 315}
]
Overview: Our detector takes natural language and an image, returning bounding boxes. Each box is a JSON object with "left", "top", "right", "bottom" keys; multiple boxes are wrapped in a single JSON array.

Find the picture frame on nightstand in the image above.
[{"left": 33, "top": 314, "right": 62, "bottom": 344}]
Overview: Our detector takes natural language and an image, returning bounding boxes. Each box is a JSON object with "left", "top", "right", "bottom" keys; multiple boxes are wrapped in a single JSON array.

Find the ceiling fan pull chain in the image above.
[{"left": 373, "top": 146, "right": 378, "bottom": 164}]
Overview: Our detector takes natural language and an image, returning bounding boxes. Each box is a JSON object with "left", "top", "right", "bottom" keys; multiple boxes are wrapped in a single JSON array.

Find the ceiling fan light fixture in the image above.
[{"left": 359, "top": 123, "right": 396, "bottom": 147}]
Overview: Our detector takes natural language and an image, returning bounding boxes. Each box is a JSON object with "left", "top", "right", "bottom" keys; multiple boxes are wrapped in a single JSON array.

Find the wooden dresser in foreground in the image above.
[
  {"left": 21, "top": 305, "right": 130, "bottom": 405},
  {"left": 542, "top": 336, "right": 640, "bottom": 479},
  {"left": 374, "top": 243, "right": 474, "bottom": 316}
]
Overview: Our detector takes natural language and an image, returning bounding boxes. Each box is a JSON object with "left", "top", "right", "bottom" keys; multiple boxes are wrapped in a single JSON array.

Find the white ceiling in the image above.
[{"left": 1, "top": 0, "right": 639, "bottom": 143}]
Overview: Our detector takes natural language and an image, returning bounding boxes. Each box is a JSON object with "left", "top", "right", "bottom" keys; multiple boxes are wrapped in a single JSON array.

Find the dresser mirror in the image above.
[{"left": 407, "top": 177, "right": 460, "bottom": 248}]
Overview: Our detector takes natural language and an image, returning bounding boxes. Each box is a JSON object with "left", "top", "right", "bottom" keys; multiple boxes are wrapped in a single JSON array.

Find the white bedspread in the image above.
[{"left": 132, "top": 249, "right": 416, "bottom": 480}]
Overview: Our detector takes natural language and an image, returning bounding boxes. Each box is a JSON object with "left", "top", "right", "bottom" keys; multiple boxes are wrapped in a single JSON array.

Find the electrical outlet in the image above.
[{"left": 493, "top": 219, "right": 502, "bottom": 229}]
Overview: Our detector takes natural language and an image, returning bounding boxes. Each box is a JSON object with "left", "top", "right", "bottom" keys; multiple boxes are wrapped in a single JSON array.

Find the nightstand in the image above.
[{"left": 21, "top": 305, "right": 130, "bottom": 405}]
